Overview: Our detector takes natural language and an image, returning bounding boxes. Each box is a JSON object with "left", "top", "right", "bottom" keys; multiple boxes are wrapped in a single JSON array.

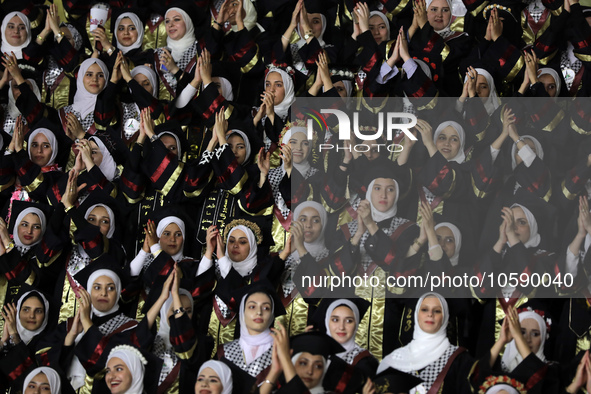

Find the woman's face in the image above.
[
  {"left": 5, "top": 15, "right": 27, "bottom": 47},
  {"left": 244, "top": 292, "right": 272, "bottom": 335},
  {"left": 521, "top": 318, "right": 542, "bottom": 354},
  {"left": 165, "top": 11, "right": 186, "bottom": 41},
  {"left": 83, "top": 63, "right": 106, "bottom": 94},
  {"left": 11, "top": 79, "right": 33, "bottom": 101},
  {"left": 328, "top": 305, "right": 356, "bottom": 345},
  {"left": 539, "top": 74, "right": 557, "bottom": 98},
  {"left": 30, "top": 133, "right": 52, "bottom": 167},
  {"left": 289, "top": 132, "right": 310, "bottom": 164},
  {"left": 265, "top": 72, "right": 286, "bottom": 106},
  {"left": 435, "top": 126, "right": 461, "bottom": 161},
  {"left": 116, "top": 17, "right": 138, "bottom": 47},
  {"left": 427, "top": 0, "right": 451, "bottom": 31},
  {"left": 333, "top": 81, "right": 348, "bottom": 99},
  {"left": 18, "top": 213, "right": 42, "bottom": 245},
  {"left": 295, "top": 353, "right": 325, "bottom": 389},
  {"left": 134, "top": 73, "right": 153, "bottom": 95},
  {"left": 361, "top": 139, "right": 381, "bottom": 161},
  {"left": 24, "top": 373, "right": 50, "bottom": 394},
  {"left": 106, "top": 357, "right": 133, "bottom": 394},
  {"left": 511, "top": 206, "right": 531, "bottom": 245},
  {"left": 90, "top": 275, "right": 118, "bottom": 312},
  {"left": 298, "top": 207, "right": 323, "bottom": 243},
  {"left": 514, "top": 138, "right": 537, "bottom": 166},
  {"left": 87, "top": 206, "right": 111, "bottom": 236},
  {"left": 476, "top": 74, "right": 490, "bottom": 100},
  {"left": 89, "top": 140, "right": 104, "bottom": 166},
  {"left": 417, "top": 296, "right": 444, "bottom": 334},
  {"left": 227, "top": 0, "right": 247, "bottom": 24},
  {"left": 435, "top": 226, "right": 456, "bottom": 259},
  {"left": 195, "top": 367, "right": 223, "bottom": 394},
  {"left": 160, "top": 223, "right": 183, "bottom": 256},
  {"left": 60, "top": 26, "right": 76, "bottom": 48},
  {"left": 160, "top": 134, "right": 179, "bottom": 156},
  {"left": 211, "top": 77, "right": 225, "bottom": 98},
  {"left": 305, "top": 13, "right": 323, "bottom": 38},
  {"left": 227, "top": 134, "right": 247, "bottom": 164},
  {"left": 370, "top": 178, "right": 397, "bottom": 213},
  {"left": 227, "top": 229, "right": 250, "bottom": 262},
  {"left": 369, "top": 15, "right": 388, "bottom": 45},
  {"left": 19, "top": 296, "right": 45, "bottom": 331},
  {"left": 167, "top": 294, "right": 193, "bottom": 319}
]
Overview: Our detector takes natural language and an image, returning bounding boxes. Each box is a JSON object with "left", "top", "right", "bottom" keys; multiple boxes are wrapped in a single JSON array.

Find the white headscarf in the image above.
[
  {"left": 291, "top": 352, "right": 329, "bottom": 394},
  {"left": 365, "top": 178, "right": 400, "bottom": 222},
  {"left": 509, "top": 203, "right": 541, "bottom": 249},
  {"left": 239, "top": 291, "right": 274, "bottom": 365},
  {"left": 501, "top": 310, "right": 547, "bottom": 372},
  {"left": 231, "top": 0, "right": 257, "bottom": 32},
  {"left": 13, "top": 207, "right": 46, "bottom": 251},
  {"left": 62, "top": 23, "right": 83, "bottom": 50},
  {"left": 23, "top": 367, "right": 61, "bottom": 394},
  {"left": 227, "top": 129, "right": 251, "bottom": 164},
  {"left": 73, "top": 58, "right": 109, "bottom": 119},
  {"left": 215, "top": 76, "right": 234, "bottom": 101},
  {"left": 463, "top": 68, "right": 500, "bottom": 115},
  {"left": 165, "top": 7, "right": 196, "bottom": 62},
  {"left": 86, "top": 269, "right": 121, "bottom": 317},
  {"left": 157, "top": 288, "right": 194, "bottom": 350},
  {"left": 16, "top": 291, "right": 49, "bottom": 345},
  {"left": 84, "top": 203, "right": 116, "bottom": 238},
  {"left": 282, "top": 127, "right": 310, "bottom": 175},
  {"left": 8, "top": 79, "right": 40, "bottom": 119},
  {"left": 89, "top": 136, "right": 117, "bottom": 181},
  {"left": 225, "top": 225, "right": 258, "bottom": 277},
  {"left": 295, "top": 14, "right": 326, "bottom": 48},
  {"left": 156, "top": 216, "right": 185, "bottom": 262},
  {"left": 511, "top": 135, "right": 544, "bottom": 170},
  {"left": 106, "top": 346, "right": 147, "bottom": 394},
  {"left": 433, "top": 121, "right": 466, "bottom": 163},
  {"left": 369, "top": 11, "right": 391, "bottom": 41},
  {"left": 114, "top": 12, "right": 144, "bottom": 53},
  {"left": 434, "top": 222, "right": 462, "bottom": 266},
  {"left": 157, "top": 131, "right": 182, "bottom": 160},
  {"left": 131, "top": 65, "right": 158, "bottom": 97},
  {"left": 293, "top": 201, "right": 328, "bottom": 260},
  {"left": 378, "top": 292, "right": 451, "bottom": 373},
  {"left": 198, "top": 360, "right": 233, "bottom": 394},
  {"left": 27, "top": 128, "right": 58, "bottom": 167},
  {"left": 1, "top": 12, "right": 31, "bottom": 59},
  {"left": 486, "top": 385, "right": 520, "bottom": 394},
  {"left": 324, "top": 299, "right": 360, "bottom": 357},
  {"left": 264, "top": 68, "right": 296, "bottom": 120},
  {"left": 426, "top": 0, "right": 455, "bottom": 38},
  {"left": 538, "top": 68, "right": 561, "bottom": 101}
]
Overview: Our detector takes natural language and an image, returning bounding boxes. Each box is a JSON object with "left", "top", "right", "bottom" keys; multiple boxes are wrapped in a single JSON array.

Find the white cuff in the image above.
[
  {"left": 490, "top": 146, "right": 500, "bottom": 163},
  {"left": 196, "top": 256, "right": 213, "bottom": 276},
  {"left": 175, "top": 84, "right": 198, "bottom": 109},
  {"left": 130, "top": 250, "right": 149, "bottom": 276},
  {"left": 218, "top": 256, "right": 232, "bottom": 278},
  {"left": 150, "top": 243, "right": 162, "bottom": 254},
  {"left": 402, "top": 58, "right": 418, "bottom": 79},
  {"left": 565, "top": 248, "right": 579, "bottom": 277},
  {"left": 376, "top": 62, "right": 399, "bottom": 84},
  {"left": 517, "top": 144, "right": 536, "bottom": 168}
]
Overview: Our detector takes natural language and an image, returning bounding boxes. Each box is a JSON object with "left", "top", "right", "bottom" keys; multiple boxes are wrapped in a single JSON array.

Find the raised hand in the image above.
[
  {"left": 2, "top": 52, "right": 24, "bottom": 85},
  {"left": 145, "top": 219, "right": 159, "bottom": 249},
  {"left": 160, "top": 48, "right": 179, "bottom": 75}
]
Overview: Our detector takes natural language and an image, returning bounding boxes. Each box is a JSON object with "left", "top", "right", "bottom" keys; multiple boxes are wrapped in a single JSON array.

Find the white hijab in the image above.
[
  {"left": 86, "top": 269, "right": 121, "bottom": 317},
  {"left": 282, "top": 127, "right": 310, "bottom": 175},
  {"left": 227, "top": 129, "right": 251, "bottom": 164},
  {"left": 293, "top": 201, "right": 328, "bottom": 260},
  {"left": 365, "top": 178, "right": 400, "bottom": 222},
  {"left": 238, "top": 292, "right": 274, "bottom": 365},
  {"left": 156, "top": 216, "right": 185, "bottom": 262},
  {"left": 225, "top": 225, "right": 258, "bottom": 277},
  {"left": 216, "top": 76, "right": 234, "bottom": 101},
  {"left": 231, "top": 0, "right": 257, "bottom": 32},
  {"left": 106, "top": 346, "right": 147, "bottom": 394},
  {"left": 369, "top": 11, "right": 390, "bottom": 41},
  {"left": 434, "top": 222, "right": 462, "bottom": 266},
  {"left": 433, "top": 121, "right": 466, "bottom": 163},
  {"left": 157, "top": 131, "right": 182, "bottom": 160},
  {"left": 114, "top": 12, "right": 144, "bottom": 53},
  {"left": 84, "top": 203, "right": 116, "bottom": 238},
  {"left": 378, "top": 292, "right": 451, "bottom": 373},
  {"left": 264, "top": 69, "right": 296, "bottom": 119},
  {"left": 198, "top": 360, "right": 233, "bottom": 394},
  {"left": 463, "top": 68, "right": 500, "bottom": 115},
  {"left": 501, "top": 310, "right": 547, "bottom": 372},
  {"left": 509, "top": 203, "right": 541, "bottom": 249},
  {"left": 89, "top": 136, "right": 117, "bottom": 181},
  {"left": 511, "top": 135, "right": 544, "bottom": 170},
  {"left": 295, "top": 14, "right": 326, "bottom": 48},
  {"left": 1, "top": 12, "right": 31, "bottom": 59},
  {"left": 165, "top": 7, "right": 196, "bottom": 62},
  {"left": 324, "top": 299, "right": 360, "bottom": 357},
  {"left": 426, "top": 0, "right": 455, "bottom": 38},
  {"left": 291, "top": 352, "right": 329, "bottom": 394},
  {"left": 73, "top": 58, "right": 109, "bottom": 119},
  {"left": 23, "top": 367, "right": 61, "bottom": 394},
  {"left": 538, "top": 68, "right": 561, "bottom": 101},
  {"left": 28, "top": 128, "right": 58, "bottom": 167},
  {"left": 486, "top": 385, "right": 520, "bottom": 394},
  {"left": 8, "top": 79, "right": 40, "bottom": 119},
  {"left": 13, "top": 207, "right": 46, "bottom": 251},
  {"left": 131, "top": 65, "right": 158, "bottom": 97},
  {"left": 16, "top": 291, "right": 49, "bottom": 344},
  {"left": 157, "top": 288, "right": 194, "bottom": 350}
]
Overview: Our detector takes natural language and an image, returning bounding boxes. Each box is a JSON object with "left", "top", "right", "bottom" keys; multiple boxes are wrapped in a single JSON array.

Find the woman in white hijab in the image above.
[
  {"left": 114, "top": 12, "right": 144, "bottom": 55},
  {"left": 2, "top": 79, "right": 40, "bottom": 135},
  {"left": 105, "top": 345, "right": 148, "bottom": 394},
  {"left": 537, "top": 68, "right": 561, "bottom": 99},
  {"left": 12, "top": 207, "right": 46, "bottom": 255},
  {"left": 23, "top": 366, "right": 62, "bottom": 394},
  {"left": 88, "top": 136, "right": 118, "bottom": 181},
  {"left": 255, "top": 67, "right": 296, "bottom": 133},
  {"left": 499, "top": 308, "right": 547, "bottom": 373},
  {"left": 1, "top": 12, "right": 31, "bottom": 59},
  {"left": 26, "top": 128, "right": 59, "bottom": 170},
  {"left": 196, "top": 360, "right": 233, "bottom": 394},
  {"left": 368, "top": 11, "right": 390, "bottom": 45},
  {"left": 378, "top": 292, "right": 472, "bottom": 392},
  {"left": 458, "top": 68, "right": 501, "bottom": 116}
]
